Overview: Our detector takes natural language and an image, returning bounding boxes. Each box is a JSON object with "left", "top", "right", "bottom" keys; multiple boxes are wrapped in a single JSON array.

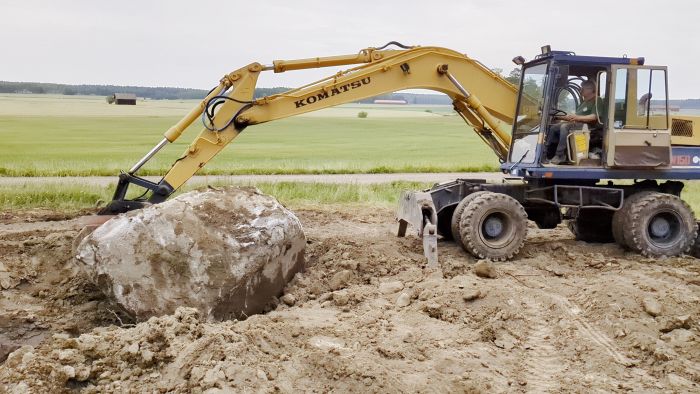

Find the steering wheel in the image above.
[{"left": 550, "top": 108, "right": 567, "bottom": 117}]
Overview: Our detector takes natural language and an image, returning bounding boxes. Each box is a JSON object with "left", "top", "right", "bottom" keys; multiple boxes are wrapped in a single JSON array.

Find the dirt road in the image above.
[
  {"left": 1, "top": 204, "right": 699, "bottom": 392},
  {"left": 0, "top": 172, "right": 506, "bottom": 187}
]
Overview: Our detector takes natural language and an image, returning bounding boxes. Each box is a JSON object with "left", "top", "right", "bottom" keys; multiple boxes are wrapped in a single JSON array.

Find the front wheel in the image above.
[
  {"left": 458, "top": 192, "right": 528, "bottom": 261},
  {"left": 450, "top": 191, "right": 489, "bottom": 246}
]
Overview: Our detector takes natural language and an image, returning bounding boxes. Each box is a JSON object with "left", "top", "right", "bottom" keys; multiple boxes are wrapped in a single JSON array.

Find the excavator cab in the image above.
[{"left": 506, "top": 46, "right": 672, "bottom": 175}]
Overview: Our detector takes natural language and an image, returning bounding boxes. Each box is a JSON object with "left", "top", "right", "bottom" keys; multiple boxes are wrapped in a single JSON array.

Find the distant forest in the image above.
[
  {"left": 2, "top": 80, "right": 699, "bottom": 108},
  {"left": 0, "top": 81, "right": 452, "bottom": 105},
  {"left": 0, "top": 81, "right": 288, "bottom": 100}
]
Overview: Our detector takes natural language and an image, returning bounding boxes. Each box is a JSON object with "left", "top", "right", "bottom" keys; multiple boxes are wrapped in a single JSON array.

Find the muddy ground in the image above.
[{"left": 0, "top": 206, "right": 699, "bottom": 393}]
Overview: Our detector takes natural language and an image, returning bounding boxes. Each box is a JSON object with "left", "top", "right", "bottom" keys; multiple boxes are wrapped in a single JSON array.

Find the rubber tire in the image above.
[
  {"left": 612, "top": 191, "right": 655, "bottom": 248},
  {"left": 623, "top": 192, "right": 697, "bottom": 257},
  {"left": 450, "top": 191, "right": 489, "bottom": 247},
  {"left": 691, "top": 229, "right": 700, "bottom": 258},
  {"left": 567, "top": 209, "right": 615, "bottom": 243},
  {"left": 458, "top": 192, "right": 528, "bottom": 261}
]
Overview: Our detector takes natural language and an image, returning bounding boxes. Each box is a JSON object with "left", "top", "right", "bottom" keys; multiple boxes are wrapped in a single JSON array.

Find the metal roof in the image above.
[
  {"left": 113, "top": 93, "right": 137, "bottom": 100},
  {"left": 527, "top": 49, "right": 645, "bottom": 67}
]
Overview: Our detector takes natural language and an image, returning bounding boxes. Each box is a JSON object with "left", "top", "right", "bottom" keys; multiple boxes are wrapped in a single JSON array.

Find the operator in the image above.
[{"left": 545, "top": 80, "right": 605, "bottom": 164}]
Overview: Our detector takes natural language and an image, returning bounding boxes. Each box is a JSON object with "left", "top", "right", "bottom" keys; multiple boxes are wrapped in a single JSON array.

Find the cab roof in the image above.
[{"left": 527, "top": 49, "right": 644, "bottom": 67}]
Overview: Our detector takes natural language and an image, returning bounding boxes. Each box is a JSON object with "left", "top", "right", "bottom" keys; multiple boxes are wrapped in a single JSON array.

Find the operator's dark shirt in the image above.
[{"left": 575, "top": 97, "right": 606, "bottom": 126}]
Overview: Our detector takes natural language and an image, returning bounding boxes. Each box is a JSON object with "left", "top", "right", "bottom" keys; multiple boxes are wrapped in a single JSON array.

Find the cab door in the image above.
[{"left": 605, "top": 65, "right": 671, "bottom": 168}]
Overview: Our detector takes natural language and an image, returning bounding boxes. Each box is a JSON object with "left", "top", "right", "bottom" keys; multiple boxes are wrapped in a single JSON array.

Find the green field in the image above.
[
  {"left": 0, "top": 94, "right": 498, "bottom": 177},
  {"left": 4, "top": 94, "right": 700, "bottom": 214}
]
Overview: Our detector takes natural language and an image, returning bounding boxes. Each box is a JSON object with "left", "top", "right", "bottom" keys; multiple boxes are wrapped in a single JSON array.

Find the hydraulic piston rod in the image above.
[
  {"left": 438, "top": 64, "right": 512, "bottom": 148},
  {"left": 129, "top": 137, "right": 169, "bottom": 174}
]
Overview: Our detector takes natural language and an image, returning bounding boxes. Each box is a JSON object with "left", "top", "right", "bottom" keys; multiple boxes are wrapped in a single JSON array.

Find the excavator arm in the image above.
[{"left": 102, "top": 43, "right": 519, "bottom": 214}]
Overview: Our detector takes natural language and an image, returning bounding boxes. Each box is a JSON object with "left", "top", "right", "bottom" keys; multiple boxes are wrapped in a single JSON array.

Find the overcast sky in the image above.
[{"left": 2, "top": 0, "right": 698, "bottom": 98}]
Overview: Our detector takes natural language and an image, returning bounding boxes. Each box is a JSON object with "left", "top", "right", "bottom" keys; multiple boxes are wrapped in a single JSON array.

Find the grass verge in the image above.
[
  {"left": 4, "top": 180, "right": 700, "bottom": 216},
  {"left": 0, "top": 181, "right": 432, "bottom": 212}
]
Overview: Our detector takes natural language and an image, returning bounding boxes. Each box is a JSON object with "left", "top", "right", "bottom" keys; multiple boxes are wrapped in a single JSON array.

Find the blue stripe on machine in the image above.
[{"left": 672, "top": 146, "right": 700, "bottom": 167}]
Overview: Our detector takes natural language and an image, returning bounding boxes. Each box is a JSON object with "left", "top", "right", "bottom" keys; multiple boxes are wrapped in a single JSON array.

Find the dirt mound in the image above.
[
  {"left": 1, "top": 206, "right": 700, "bottom": 392},
  {"left": 0, "top": 218, "right": 124, "bottom": 365}
]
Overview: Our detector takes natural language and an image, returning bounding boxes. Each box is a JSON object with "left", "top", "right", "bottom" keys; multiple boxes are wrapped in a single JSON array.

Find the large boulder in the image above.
[{"left": 75, "top": 187, "right": 305, "bottom": 321}]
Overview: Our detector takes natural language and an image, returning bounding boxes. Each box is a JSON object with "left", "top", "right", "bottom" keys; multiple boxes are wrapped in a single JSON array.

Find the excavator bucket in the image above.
[{"left": 72, "top": 214, "right": 117, "bottom": 254}]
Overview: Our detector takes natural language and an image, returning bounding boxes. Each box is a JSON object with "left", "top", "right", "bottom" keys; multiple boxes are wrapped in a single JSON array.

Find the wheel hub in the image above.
[
  {"left": 647, "top": 211, "right": 682, "bottom": 246},
  {"left": 650, "top": 216, "right": 671, "bottom": 238},
  {"left": 483, "top": 215, "right": 504, "bottom": 238}
]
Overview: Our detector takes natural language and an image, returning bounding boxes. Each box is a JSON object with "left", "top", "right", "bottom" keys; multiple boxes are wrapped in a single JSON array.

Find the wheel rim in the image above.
[
  {"left": 646, "top": 210, "right": 682, "bottom": 248},
  {"left": 479, "top": 210, "right": 514, "bottom": 249}
]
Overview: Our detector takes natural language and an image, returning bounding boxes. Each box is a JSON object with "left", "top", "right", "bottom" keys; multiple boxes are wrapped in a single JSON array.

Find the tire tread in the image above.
[
  {"left": 623, "top": 192, "right": 697, "bottom": 257},
  {"left": 458, "top": 192, "right": 528, "bottom": 261}
]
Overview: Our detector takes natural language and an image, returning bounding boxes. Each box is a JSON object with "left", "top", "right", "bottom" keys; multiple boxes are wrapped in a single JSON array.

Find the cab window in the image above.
[
  {"left": 613, "top": 68, "right": 668, "bottom": 130},
  {"left": 557, "top": 89, "right": 577, "bottom": 113}
]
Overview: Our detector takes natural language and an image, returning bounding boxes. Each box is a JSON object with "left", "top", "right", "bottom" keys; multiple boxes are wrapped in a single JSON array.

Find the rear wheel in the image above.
[
  {"left": 450, "top": 191, "right": 489, "bottom": 246},
  {"left": 691, "top": 229, "right": 700, "bottom": 258},
  {"left": 623, "top": 192, "right": 697, "bottom": 257},
  {"left": 611, "top": 209, "right": 625, "bottom": 246},
  {"left": 459, "top": 192, "right": 528, "bottom": 261},
  {"left": 567, "top": 208, "right": 614, "bottom": 243}
]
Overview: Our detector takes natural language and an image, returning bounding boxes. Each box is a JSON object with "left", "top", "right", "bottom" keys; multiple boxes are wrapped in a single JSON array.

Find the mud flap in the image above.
[{"left": 396, "top": 191, "right": 439, "bottom": 267}]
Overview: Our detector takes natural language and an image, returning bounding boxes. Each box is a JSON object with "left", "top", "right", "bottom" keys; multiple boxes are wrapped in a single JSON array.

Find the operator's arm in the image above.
[
  {"left": 561, "top": 113, "right": 597, "bottom": 123},
  {"left": 560, "top": 96, "right": 604, "bottom": 123}
]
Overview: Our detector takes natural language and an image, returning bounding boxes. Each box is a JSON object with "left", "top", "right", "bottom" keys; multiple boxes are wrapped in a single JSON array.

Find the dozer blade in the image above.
[{"left": 396, "top": 190, "right": 439, "bottom": 268}]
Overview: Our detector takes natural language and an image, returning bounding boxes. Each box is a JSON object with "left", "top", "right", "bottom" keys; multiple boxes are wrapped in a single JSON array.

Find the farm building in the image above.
[
  {"left": 110, "top": 93, "right": 137, "bottom": 105},
  {"left": 373, "top": 99, "right": 407, "bottom": 105}
]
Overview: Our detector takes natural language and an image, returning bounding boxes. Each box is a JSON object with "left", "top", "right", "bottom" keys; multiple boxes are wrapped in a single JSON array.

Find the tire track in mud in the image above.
[
  {"left": 572, "top": 267, "right": 700, "bottom": 381},
  {"left": 508, "top": 274, "right": 656, "bottom": 390},
  {"left": 548, "top": 292, "right": 636, "bottom": 367},
  {"left": 630, "top": 270, "right": 700, "bottom": 379},
  {"left": 542, "top": 288, "right": 661, "bottom": 389},
  {"left": 518, "top": 298, "right": 567, "bottom": 393}
]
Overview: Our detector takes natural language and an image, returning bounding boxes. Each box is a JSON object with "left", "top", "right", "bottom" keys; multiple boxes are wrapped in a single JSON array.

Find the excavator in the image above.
[{"left": 97, "top": 42, "right": 700, "bottom": 265}]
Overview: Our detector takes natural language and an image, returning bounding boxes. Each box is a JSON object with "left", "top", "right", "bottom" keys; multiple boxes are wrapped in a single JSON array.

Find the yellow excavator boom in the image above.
[{"left": 103, "top": 43, "right": 521, "bottom": 212}]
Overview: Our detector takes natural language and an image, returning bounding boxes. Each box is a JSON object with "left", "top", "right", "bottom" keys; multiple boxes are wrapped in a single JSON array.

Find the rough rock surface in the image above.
[
  {"left": 75, "top": 187, "right": 305, "bottom": 321},
  {"left": 642, "top": 297, "right": 663, "bottom": 317},
  {"left": 473, "top": 260, "right": 498, "bottom": 279}
]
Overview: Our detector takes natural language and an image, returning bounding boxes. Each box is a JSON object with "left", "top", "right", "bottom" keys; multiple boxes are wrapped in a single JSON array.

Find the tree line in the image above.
[
  {"left": 3, "top": 79, "right": 699, "bottom": 108},
  {"left": 0, "top": 80, "right": 454, "bottom": 104},
  {"left": 0, "top": 81, "right": 289, "bottom": 100}
]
